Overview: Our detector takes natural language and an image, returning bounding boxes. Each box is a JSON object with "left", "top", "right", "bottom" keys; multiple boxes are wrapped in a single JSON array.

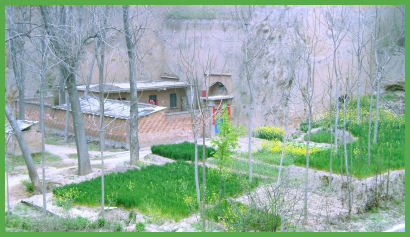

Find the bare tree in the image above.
[
  {"left": 38, "top": 29, "right": 50, "bottom": 212},
  {"left": 178, "top": 29, "right": 202, "bottom": 207},
  {"left": 324, "top": 6, "right": 349, "bottom": 166},
  {"left": 83, "top": 52, "right": 96, "bottom": 99},
  {"left": 235, "top": 6, "right": 269, "bottom": 183},
  {"left": 122, "top": 5, "right": 150, "bottom": 164},
  {"left": 294, "top": 8, "right": 319, "bottom": 221},
  {"left": 342, "top": 75, "right": 353, "bottom": 215},
  {"left": 92, "top": 5, "right": 109, "bottom": 218},
  {"left": 40, "top": 5, "right": 92, "bottom": 175},
  {"left": 371, "top": 6, "right": 394, "bottom": 145},
  {"left": 276, "top": 48, "right": 297, "bottom": 186},
  {"left": 6, "top": 6, "right": 30, "bottom": 120},
  {"left": 351, "top": 6, "right": 367, "bottom": 125}
]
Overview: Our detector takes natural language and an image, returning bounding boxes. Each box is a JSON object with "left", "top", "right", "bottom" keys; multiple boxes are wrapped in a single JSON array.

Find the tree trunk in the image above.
[
  {"left": 64, "top": 96, "right": 70, "bottom": 142},
  {"left": 5, "top": 134, "right": 12, "bottom": 213},
  {"left": 123, "top": 5, "right": 140, "bottom": 164},
  {"left": 373, "top": 74, "right": 381, "bottom": 144},
  {"left": 202, "top": 113, "right": 207, "bottom": 231},
  {"left": 84, "top": 55, "right": 96, "bottom": 98},
  {"left": 333, "top": 49, "right": 340, "bottom": 155},
  {"left": 98, "top": 45, "right": 105, "bottom": 218},
  {"left": 356, "top": 8, "right": 362, "bottom": 125},
  {"left": 367, "top": 90, "right": 374, "bottom": 166},
  {"left": 194, "top": 117, "right": 201, "bottom": 206},
  {"left": 304, "top": 104, "right": 312, "bottom": 221},
  {"left": 9, "top": 36, "right": 25, "bottom": 120},
  {"left": 277, "top": 97, "right": 289, "bottom": 186},
  {"left": 244, "top": 22, "right": 253, "bottom": 183},
  {"left": 40, "top": 71, "right": 47, "bottom": 212},
  {"left": 343, "top": 97, "right": 352, "bottom": 215},
  {"left": 5, "top": 103, "right": 40, "bottom": 189},
  {"left": 66, "top": 71, "right": 92, "bottom": 175},
  {"left": 58, "top": 67, "right": 66, "bottom": 105}
]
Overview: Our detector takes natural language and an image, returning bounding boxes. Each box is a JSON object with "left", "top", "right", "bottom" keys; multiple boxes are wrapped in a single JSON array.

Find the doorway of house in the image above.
[{"left": 149, "top": 95, "right": 157, "bottom": 105}]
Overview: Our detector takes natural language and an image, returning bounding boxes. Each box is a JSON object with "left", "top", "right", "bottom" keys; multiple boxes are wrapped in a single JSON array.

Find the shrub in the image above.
[
  {"left": 21, "top": 180, "right": 34, "bottom": 193},
  {"left": 113, "top": 222, "right": 122, "bottom": 232},
  {"left": 207, "top": 200, "right": 281, "bottom": 232},
  {"left": 97, "top": 218, "right": 105, "bottom": 228},
  {"left": 263, "top": 140, "right": 323, "bottom": 156},
  {"left": 135, "top": 222, "right": 145, "bottom": 232},
  {"left": 253, "top": 126, "right": 284, "bottom": 141},
  {"left": 151, "top": 142, "right": 215, "bottom": 161}
]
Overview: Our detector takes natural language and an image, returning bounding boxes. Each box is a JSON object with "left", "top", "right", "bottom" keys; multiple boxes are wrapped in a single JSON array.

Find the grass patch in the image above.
[
  {"left": 53, "top": 161, "right": 259, "bottom": 221},
  {"left": 5, "top": 214, "right": 120, "bottom": 232},
  {"left": 209, "top": 157, "right": 278, "bottom": 178},
  {"left": 6, "top": 152, "right": 61, "bottom": 170},
  {"left": 151, "top": 142, "right": 215, "bottom": 161},
  {"left": 293, "top": 94, "right": 404, "bottom": 178},
  {"left": 250, "top": 149, "right": 294, "bottom": 166},
  {"left": 304, "top": 128, "right": 332, "bottom": 143}
]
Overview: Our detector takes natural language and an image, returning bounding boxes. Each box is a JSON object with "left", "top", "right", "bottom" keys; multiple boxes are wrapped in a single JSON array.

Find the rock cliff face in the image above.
[{"left": 7, "top": 6, "right": 404, "bottom": 129}]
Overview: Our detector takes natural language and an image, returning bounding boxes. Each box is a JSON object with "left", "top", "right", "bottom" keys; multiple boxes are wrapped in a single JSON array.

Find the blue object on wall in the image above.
[{"left": 215, "top": 118, "right": 223, "bottom": 134}]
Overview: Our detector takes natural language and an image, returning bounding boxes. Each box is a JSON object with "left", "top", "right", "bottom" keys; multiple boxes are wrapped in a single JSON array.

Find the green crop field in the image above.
[
  {"left": 53, "top": 161, "right": 259, "bottom": 221},
  {"left": 151, "top": 142, "right": 215, "bottom": 161}
]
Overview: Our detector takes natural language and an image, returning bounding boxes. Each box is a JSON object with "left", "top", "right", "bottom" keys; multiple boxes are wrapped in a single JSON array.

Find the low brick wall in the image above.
[{"left": 23, "top": 102, "right": 204, "bottom": 148}]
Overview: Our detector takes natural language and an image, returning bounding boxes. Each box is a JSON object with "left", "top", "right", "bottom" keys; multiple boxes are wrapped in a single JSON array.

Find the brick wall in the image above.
[{"left": 23, "top": 102, "right": 207, "bottom": 148}]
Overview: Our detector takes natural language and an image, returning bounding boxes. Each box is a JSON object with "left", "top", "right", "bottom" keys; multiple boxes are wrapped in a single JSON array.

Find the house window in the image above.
[
  {"left": 170, "top": 93, "right": 177, "bottom": 108},
  {"left": 148, "top": 95, "right": 157, "bottom": 105}
]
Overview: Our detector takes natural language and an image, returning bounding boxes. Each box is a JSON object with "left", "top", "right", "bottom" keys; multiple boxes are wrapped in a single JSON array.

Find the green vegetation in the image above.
[
  {"left": 299, "top": 119, "right": 326, "bottom": 133},
  {"left": 207, "top": 200, "right": 281, "bottom": 232},
  {"left": 250, "top": 149, "right": 294, "bottom": 166},
  {"left": 304, "top": 128, "right": 332, "bottom": 143},
  {"left": 6, "top": 152, "right": 61, "bottom": 170},
  {"left": 135, "top": 222, "right": 145, "bottom": 232},
  {"left": 253, "top": 126, "right": 284, "bottom": 141},
  {"left": 21, "top": 180, "right": 34, "bottom": 193},
  {"left": 151, "top": 142, "right": 215, "bottom": 161},
  {"left": 5, "top": 214, "right": 120, "bottom": 232},
  {"left": 293, "top": 94, "right": 404, "bottom": 178},
  {"left": 53, "top": 161, "right": 259, "bottom": 221},
  {"left": 209, "top": 157, "right": 278, "bottom": 178},
  {"left": 211, "top": 107, "right": 245, "bottom": 202},
  {"left": 254, "top": 95, "right": 405, "bottom": 178},
  {"left": 294, "top": 117, "right": 404, "bottom": 177}
]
